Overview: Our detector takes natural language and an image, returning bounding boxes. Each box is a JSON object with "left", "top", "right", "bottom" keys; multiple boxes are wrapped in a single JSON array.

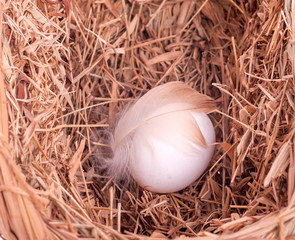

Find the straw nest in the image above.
[{"left": 1, "top": 0, "right": 295, "bottom": 239}]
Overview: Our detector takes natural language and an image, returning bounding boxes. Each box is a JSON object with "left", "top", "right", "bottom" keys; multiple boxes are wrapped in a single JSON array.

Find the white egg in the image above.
[
  {"left": 108, "top": 82, "right": 216, "bottom": 193},
  {"left": 129, "top": 112, "right": 215, "bottom": 193}
]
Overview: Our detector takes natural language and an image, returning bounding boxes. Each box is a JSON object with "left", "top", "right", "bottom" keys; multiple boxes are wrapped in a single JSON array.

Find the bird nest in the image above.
[{"left": 1, "top": 0, "right": 295, "bottom": 239}]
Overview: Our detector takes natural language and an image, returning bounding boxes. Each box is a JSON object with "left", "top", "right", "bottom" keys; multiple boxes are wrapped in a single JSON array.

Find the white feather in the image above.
[{"left": 105, "top": 81, "right": 216, "bottom": 185}]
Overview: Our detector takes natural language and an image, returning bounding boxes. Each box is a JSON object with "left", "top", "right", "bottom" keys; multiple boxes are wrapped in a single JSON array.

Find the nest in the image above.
[{"left": 1, "top": 0, "right": 295, "bottom": 239}]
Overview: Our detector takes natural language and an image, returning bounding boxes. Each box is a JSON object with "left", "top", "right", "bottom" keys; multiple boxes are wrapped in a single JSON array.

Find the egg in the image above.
[
  {"left": 107, "top": 81, "right": 216, "bottom": 193},
  {"left": 129, "top": 112, "right": 215, "bottom": 193}
]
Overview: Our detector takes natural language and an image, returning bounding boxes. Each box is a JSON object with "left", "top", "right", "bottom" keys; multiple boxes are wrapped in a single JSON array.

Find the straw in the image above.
[{"left": 1, "top": 0, "right": 295, "bottom": 239}]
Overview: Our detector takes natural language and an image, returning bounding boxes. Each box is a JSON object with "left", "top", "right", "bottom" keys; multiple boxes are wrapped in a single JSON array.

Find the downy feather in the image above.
[{"left": 107, "top": 81, "right": 216, "bottom": 182}]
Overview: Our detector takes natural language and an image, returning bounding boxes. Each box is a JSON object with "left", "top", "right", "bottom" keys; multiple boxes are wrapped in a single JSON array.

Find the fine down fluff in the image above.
[{"left": 106, "top": 81, "right": 216, "bottom": 182}]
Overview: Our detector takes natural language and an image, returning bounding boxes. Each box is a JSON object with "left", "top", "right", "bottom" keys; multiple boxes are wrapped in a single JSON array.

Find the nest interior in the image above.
[{"left": 1, "top": 0, "right": 295, "bottom": 239}]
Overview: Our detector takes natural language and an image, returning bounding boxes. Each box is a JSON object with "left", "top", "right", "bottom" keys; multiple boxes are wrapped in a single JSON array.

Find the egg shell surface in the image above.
[{"left": 130, "top": 112, "right": 215, "bottom": 193}]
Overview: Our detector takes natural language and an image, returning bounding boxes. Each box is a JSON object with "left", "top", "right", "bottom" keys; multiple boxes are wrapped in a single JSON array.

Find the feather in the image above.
[{"left": 106, "top": 81, "right": 216, "bottom": 182}]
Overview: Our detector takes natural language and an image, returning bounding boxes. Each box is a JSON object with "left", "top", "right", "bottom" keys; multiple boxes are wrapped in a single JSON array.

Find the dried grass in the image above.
[{"left": 1, "top": 0, "right": 295, "bottom": 239}]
